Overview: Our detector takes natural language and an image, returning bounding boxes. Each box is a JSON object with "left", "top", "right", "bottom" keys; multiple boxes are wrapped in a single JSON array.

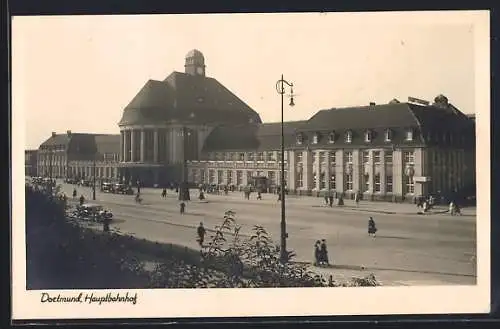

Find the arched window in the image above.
[
  {"left": 385, "top": 129, "right": 392, "bottom": 142},
  {"left": 345, "top": 130, "right": 352, "bottom": 143},
  {"left": 328, "top": 131, "right": 336, "bottom": 143},
  {"left": 296, "top": 133, "right": 304, "bottom": 145},
  {"left": 312, "top": 132, "right": 320, "bottom": 144},
  {"left": 365, "top": 130, "right": 372, "bottom": 143}
]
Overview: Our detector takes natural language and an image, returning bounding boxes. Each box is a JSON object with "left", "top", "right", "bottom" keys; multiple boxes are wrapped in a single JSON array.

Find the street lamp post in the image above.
[
  {"left": 92, "top": 155, "right": 97, "bottom": 201},
  {"left": 275, "top": 74, "right": 295, "bottom": 263},
  {"left": 179, "top": 126, "right": 191, "bottom": 201}
]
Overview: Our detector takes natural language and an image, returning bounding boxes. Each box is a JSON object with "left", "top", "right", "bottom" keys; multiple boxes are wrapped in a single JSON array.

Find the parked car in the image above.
[
  {"left": 72, "top": 203, "right": 113, "bottom": 221},
  {"left": 101, "top": 182, "right": 114, "bottom": 193},
  {"left": 113, "top": 183, "right": 134, "bottom": 195}
]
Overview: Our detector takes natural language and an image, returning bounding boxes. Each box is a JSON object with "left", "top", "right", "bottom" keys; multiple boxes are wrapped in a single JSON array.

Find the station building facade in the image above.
[
  {"left": 188, "top": 96, "right": 476, "bottom": 202},
  {"left": 32, "top": 49, "right": 476, "bottom": 202}
]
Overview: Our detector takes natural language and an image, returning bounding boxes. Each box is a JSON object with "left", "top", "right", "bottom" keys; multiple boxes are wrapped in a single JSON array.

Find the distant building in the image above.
[
  {"left": 24, "top": 150, "right": 38, "bottom": 177},
  {"left": 37, "top": 131, "right": 120, "bottom": 181},
  {"left": 188, "top": 94, "right": 476, "bottom": 202}
]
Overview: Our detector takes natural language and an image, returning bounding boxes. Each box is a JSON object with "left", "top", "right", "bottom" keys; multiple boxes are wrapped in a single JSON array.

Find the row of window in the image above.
[
  {"left": 296, "top": 129, "right": 411, "bottom": 145},
  {"left": 295, "top": 172, "right": 400, "bottom": 193},
  {"left": 295, "top": 150, "right": 414, "bottom": 165},
  {"left": 208, "top": 151, "right": 279, "bottom": 162},
  {"left": 191, "top": 169, "right": 283, "bottom": 186}
]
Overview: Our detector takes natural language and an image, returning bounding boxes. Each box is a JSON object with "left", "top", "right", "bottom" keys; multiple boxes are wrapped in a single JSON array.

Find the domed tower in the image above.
[{"left": 184, "top": 49, "right": 206, "bottom": 77}]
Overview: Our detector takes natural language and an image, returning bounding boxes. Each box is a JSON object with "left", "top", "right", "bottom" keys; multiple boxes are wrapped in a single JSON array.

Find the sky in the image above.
[{"left": 12, "top": 11, "right": 488, "bottom": 150}]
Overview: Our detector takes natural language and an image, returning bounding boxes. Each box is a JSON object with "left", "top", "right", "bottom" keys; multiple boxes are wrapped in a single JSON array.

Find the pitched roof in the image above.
[
  {"left": 201, "top": 101, "right": 474, "bottom": 152},
  {"left": 39, "top": 133, "right": 120, "bottom": 156},
  {"left": 119, "top": 72, "right": 262, "bottom": 126},
  {"left": 94, "top": 134, "right": 121, "bottom": 154},
  {"left": 202, "top": 121, "right": 308, "bottom": 152}
]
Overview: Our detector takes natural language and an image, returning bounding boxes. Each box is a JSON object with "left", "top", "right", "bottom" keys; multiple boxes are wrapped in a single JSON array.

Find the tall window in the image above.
[
  {"left": 363, "top": 173, "right": 370, "bottom": 192},
  {"left": 313, "top": 172, "right": 317, "bottom": 187},
  {"left": 296, "top": 152, "right": 303, "bottom": 164},
  {"left": 236, "top": 171, "right": 243, "bottom": 185},
  {"left": 268, "top": 171, "right": 276, "bottom": 185},
  {"left": 313, "top": 133, "right": 319, "bottom": 144},
  {"left": 246, "top": 171, "right": 252, "bottom": 184},
  {"left": 247, "top": 152, "right": 254, "bottom": 161},
  {"left": 200, "top": 169, "right": 206, "bottom": 183},
  {"left": 404, "top": 151, "right": 415, "bottom": 164},
  {"left": 296, "top": 170, "right": 303, "bottom": 188},
  {"left": 256, "top": 152, "right": 264, "bottom": 161},
  {"left": 209, "top": 170, "right": 215, "bottom": 184},
  {"left": 405, "top": 175, "right": 415, "bottom": 194},
  {"left": 227, "top": 171, "right": 233, "bottom": 184},
  {"left": 345, "top": 174, "right": 353, "bottom": 191},
  {"left": 385, "top": 151, "right": 393, "bottom": 164},
  {"left": 319, "top": 151, "right": 326, "bottom": 165},
  {"left": 345, "top": 151, "right": 353, "bottom": 163},
  {"left": 386, "top": 175, "right": 393, "bottom": 192},
  {"left": 226, "top": 152, "right": 234, "bottom": 161},
  {"left": 320, "top": 172, "right": 326, "bottom": 189},
  {"left": 363, "top": 151, "right": 370, "bottom": 164},
  {"left": 192, "top": 169, "right": 198, "bottom": 183},
  {"left": 373, "top": 151, "right": 381, "bottom": 164},
  {"left": 238, "top": 153, "right": 245, "bottom": 161},
  {"left": 329, "top": 151, "right": 336, "bottom": 165},
  {"left": 267, "top": 151, "right": 276, "bottom": 161},
  {"left": 328, "top": 132, "right": 336, "bottom": 144},
  {"left": 330, "top": 174, "right": 336, "bottom": 190},
  {"left": 374, "top": 174, "right": 381, "bottom": 192},
  {"left": 217, "top": 170, "right": 223, "bottom": 184}
]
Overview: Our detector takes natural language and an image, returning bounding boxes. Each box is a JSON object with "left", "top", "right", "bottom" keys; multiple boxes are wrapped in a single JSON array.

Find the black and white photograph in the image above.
[{"left": 12, "top": 11, "right": 490, "bottom": 319}]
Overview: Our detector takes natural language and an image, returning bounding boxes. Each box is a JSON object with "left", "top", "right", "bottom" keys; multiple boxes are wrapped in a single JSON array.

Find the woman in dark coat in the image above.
[
  {"left": 313, "top": 240, "right": 321, "bottom": 266},
  {"left": 368, "top": 217, "right": 377, "bottom": 237}
]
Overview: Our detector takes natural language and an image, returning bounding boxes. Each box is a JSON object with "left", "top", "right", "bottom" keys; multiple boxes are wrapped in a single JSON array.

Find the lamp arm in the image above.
[{"left": 275, "top": 79, "right": 294, "bottom": 94}]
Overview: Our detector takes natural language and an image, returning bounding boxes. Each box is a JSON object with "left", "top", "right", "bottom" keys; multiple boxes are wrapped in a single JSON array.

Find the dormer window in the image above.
[
  {"left": 328, "top": 131, "right": 336, "bottom": 144},
  {"left": 312, "top": 132, "right": 320, "bottom": 144},
  {"left": 364, "top": 130, "right": 372, "bottom": 143},
  {"left": 345, "top": 130, "right": 352, "bottom": 143},
  {"left": 405, "top": 129, "right": 414, "bottom": 141},
  {"left": 296, "top": 133, "right": 304, "bottom": 145},
  {"left": 385, "top": 129, "right": 393, "bottom": 142}
]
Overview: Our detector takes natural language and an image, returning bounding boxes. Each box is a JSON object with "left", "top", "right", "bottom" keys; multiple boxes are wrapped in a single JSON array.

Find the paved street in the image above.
[{"left": 61, "top": 183, "right": 477, "bottom": 286}]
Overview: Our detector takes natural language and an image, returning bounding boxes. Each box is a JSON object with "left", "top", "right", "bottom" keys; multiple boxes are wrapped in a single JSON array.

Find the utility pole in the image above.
[{"left": 179, "top": 126, "right": 190, "bottom": 201}]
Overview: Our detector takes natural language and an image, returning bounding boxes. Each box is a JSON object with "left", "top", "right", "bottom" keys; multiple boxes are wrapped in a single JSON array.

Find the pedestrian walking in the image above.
[
  {"left": 368, "top": 217, "right": 377, "bottom": 237},
  {"left": 257, "top": 191, "right": 262, "bottom": 200},
  {"left": 328, "top": 192, "right": 334, "bottom": 207},
  {"left": 324, "top": 193, "right": 329, "bottom": 205},
  {"left": 313, "top": 240, "right": 321, "bottom": 266},
  {"left": 355, "top": 191, "right": 360, "bottom": 206},
  {"left": 449, "top": 201, "right": 455, "bottom": 216},
  {"left": 72, "top": 188, "right": 77, "bottom": 199},
  {"left": 79, "top": 195, "right": 85, "bottom": 206},
  {"left": 161, "top": 188, "right": 167, "bottom": 198},
  {"left": 180, "top": 201, "right": 186, "bottom": 215},
  {"left": 197, "top": 222, "right": 206, "bottom": 247}
]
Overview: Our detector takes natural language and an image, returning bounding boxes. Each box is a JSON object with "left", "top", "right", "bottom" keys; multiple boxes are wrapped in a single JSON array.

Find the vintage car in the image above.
[
  {"left": 101, "top": 182, "right": 114, "bottom": 193},
  {"left": 72, "top": 203, "right": 113, "bottom": 221},
  {"left": 113, "top": 183, "right": 134, "bottom": 195}
]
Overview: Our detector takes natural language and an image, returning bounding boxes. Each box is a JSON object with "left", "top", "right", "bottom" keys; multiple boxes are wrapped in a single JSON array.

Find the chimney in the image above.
[
  {"left": 67, "top": 130, "right": 72, "bottom": 136},
  {"left": 51, "top": 132, "right": 56, "bottom": 137}
]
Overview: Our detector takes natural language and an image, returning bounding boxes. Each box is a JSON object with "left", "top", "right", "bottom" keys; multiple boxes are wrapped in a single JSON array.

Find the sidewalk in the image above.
[{"left": 180, "top": 188, "right": 476, "bottom": 217}]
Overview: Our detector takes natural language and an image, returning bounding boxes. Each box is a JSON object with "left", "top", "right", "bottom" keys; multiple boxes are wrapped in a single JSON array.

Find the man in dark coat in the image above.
[
  {"left": 319, "top": 239, "right": 329, "bottom": 266},
  {"left": 368, "top": 217, "right": 377, "bottom": 237},
  {"left": 197, "top": 222, "right": 206, "bottom": 247}
]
